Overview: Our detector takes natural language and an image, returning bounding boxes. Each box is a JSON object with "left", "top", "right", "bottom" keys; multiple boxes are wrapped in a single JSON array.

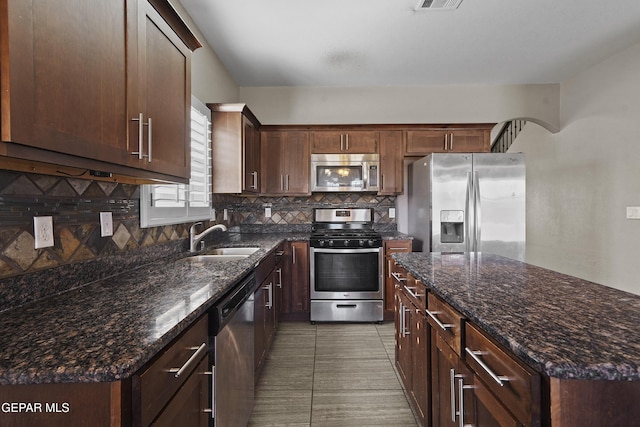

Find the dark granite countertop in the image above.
[
  {"left": 392, "top": 252, "right": 640, "bottom": 381},
  {"left": 0, "top": 233, "right": 308, "bottom": 386}
]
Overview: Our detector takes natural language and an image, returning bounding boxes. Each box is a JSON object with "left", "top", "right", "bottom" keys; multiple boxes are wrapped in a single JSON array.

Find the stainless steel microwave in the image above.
[{"left": 310, "top": 154, "right": 380, "bottom": 192}]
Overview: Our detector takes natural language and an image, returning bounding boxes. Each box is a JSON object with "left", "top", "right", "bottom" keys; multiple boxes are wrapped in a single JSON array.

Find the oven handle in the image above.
[
  {"left": 336, "top": 304, "right": 358, "bottom": 309},
  {"left": 310, "top": 247, "right": 382, "bottom": 254}
]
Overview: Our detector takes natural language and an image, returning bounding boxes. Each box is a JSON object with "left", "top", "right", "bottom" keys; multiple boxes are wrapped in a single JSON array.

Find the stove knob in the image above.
[
  {"left": 359, "top": 239, "right": 365, "bottom": 247},
  {"left": 344, "top": 239, "right": 350, "bottom": 247},
  {"left": 328, "top": 240, "right": 334, "bottom": 247},
  {"left": 367, "top": 239, "right": 376, "bottom": 247},
  {"left": 318, "top": 240, "right": 325, "bottom": 247}
]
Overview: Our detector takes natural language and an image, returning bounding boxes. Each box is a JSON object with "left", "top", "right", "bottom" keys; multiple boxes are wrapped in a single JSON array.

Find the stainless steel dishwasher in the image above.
[{"left": 210, "top": 273, "right": 255, "bottom": 427}]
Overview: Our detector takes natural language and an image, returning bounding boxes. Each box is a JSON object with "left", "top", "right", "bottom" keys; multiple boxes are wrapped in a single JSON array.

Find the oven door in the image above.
[{"left": 310, "top": 247, "right": 383, "bottom": 299}]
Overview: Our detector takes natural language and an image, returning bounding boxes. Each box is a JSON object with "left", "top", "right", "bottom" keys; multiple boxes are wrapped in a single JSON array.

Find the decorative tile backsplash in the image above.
[{"left": 0, "top": 170, "right": 396, "bottom": 281}]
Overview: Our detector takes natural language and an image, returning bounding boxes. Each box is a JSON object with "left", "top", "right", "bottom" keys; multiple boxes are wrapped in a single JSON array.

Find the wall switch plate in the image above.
[
  {"left": 626, "top": 206, "right": 640, "bottom": 219},
  {"left": 265, "top": 207, "right": 272, "bottom": 218},
  {"left": 100, "top": 212, "right": 113, "bottom": 237},
  {"left": 389, "top": 208, "right": 396, "bottom": 219},
  {"left": 34, "top": 216, "right": 54, "bottom": 249},
  {"left": 223, "top": 209, "right": 228, "bottom": 220}
]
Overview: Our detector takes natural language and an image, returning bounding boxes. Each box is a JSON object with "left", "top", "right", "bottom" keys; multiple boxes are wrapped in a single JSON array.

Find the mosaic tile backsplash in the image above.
[{"left": 0, "top": 170, "right": 396, "bottom": 282}]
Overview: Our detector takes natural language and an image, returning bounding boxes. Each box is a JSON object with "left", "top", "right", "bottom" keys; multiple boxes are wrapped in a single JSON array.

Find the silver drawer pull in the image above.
[
  {"left": 391, "top": 272, "right": 407, "bottom": 282},
  {"left": 404, "top": 285, "right": 421, "bottom": 300},
  {"left": 465, "top": 347, "right": 510, "bottom": 386},
  {"left": 168, "top": 342, "right": 207, "bottom": 378},
  {"left": 426, "top": 309, "right": 454, "bottom": 331}
]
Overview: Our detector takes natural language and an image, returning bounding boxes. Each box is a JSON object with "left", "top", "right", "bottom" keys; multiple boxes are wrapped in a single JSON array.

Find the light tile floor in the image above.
[{"left": 248, "top": 322, "right": 419, "bottom": 427}]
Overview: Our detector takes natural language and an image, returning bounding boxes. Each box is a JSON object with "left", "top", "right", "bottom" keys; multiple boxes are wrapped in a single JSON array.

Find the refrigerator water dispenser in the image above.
[{"left": 440, "top": 210, "right": 464, "bottom": 243}]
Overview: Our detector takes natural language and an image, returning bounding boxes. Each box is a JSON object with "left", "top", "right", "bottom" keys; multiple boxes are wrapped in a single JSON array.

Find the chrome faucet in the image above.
[{"left": 189, "top": 222, "right": 227, "bottom": 253}]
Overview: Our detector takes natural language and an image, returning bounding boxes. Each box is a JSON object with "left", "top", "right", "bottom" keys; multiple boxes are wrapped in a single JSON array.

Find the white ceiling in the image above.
[{"left": 180, "top": 0, "right": 640, "bottom": 87}]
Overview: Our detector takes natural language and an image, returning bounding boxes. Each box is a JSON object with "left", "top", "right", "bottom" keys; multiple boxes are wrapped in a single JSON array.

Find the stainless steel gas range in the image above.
[{"left": 309, "top": 208, "right": 384, "bottom": 323}]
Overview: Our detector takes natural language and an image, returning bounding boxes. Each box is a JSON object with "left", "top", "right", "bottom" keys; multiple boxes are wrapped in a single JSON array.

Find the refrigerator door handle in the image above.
[
  {"left": 465, "top": 171, "right": 473, "bottom": 252},
  {"left": 474, "top": 171, "right": 481, "bottom": 252}
]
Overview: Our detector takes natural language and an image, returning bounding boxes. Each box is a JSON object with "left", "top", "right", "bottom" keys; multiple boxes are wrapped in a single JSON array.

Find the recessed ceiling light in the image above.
[{"left": 416, "top": 0, "right": 464, "bottom": 11}]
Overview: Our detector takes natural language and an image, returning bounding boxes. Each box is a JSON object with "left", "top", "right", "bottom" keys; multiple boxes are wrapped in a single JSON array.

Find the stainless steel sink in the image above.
[
  {"left": 179, "top": 254, "right": 250, "bottom": 263},
  {"left": 178, "top": 247, "right": 260, "bottom": 264},
  {"left": 208, "top": 247, "right": 260, "bottom": 256}
]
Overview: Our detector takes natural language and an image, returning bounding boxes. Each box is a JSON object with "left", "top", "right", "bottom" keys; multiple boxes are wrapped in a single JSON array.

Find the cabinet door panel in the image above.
[
  {"left": 379, "top": 131, "right": 404, "bottom": 194},
  {"left": 262, "top": 131, "right": 309, "bottom": 195},
  {"left": 281, "top": 241, "right": 310, "bottom": 315},
  {"left": 431, "top": 333, "right": 459, "bottom": 427},
  {"left": 406, "top": 130, "right": 448, "bottom": 155},
  {"left": 450, "top": 130, "right": 489, "bottom": 152},
  {"left": 465, "top": 323, "right": 539, "bottom": 426},
  {"left": 395, "top": 291, "right": 413, "bottom": 389},
  {"left": 282, "top": 132, "right": 310, "bottom": 194},
  {"left": 311, "top": 131, "right": 377, "bottom": 153},
  {"left": 136, "top": 2, "right": 190, "bottom": 178},
  {"left": 2, "top": 0, "right": 130, "bottom": 163},
  {"left": 410, "top": 310, "right": 430, "bottom": 426},
  {"left": 152, "top": 356, "right": 209, "bottom": 427}
]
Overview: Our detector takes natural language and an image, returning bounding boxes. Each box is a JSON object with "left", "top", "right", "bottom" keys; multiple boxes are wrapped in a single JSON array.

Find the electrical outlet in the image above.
[
  {"left": 100, "top": 212, "right": 113, "bottom": 237},
  {"left": 265, "top": 207, "right": 272, "bottom": 218},
  {"left": 34, "top": 216, "right": 54, "bottom": 249},
  {"left": 627, "top": 206, "right": 640, "bottom": 219},
  {"left": 389, "top": 208, "right": 396, "bottom": 219}
]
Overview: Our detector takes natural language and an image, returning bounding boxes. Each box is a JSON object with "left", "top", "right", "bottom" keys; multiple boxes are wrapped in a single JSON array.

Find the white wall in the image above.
[
  {"left": 239, "top": 84, "right": 559, "bottom": 129},
  {"left": 511, "top": 40, "right": 640, "bottom": 295},
  {"left": 174, "top": 1, "right": 239, "bottom": 103}
]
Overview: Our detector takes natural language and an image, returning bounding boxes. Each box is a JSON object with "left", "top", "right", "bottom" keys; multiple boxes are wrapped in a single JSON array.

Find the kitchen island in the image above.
[{"left": 392, "top": 251, "right": 640, "bottom": 427}]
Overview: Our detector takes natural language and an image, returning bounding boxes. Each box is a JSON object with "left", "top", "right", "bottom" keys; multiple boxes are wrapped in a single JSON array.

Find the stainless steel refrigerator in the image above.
[{"left": 408, "top": 153, "right": 525, "bottom": 261}]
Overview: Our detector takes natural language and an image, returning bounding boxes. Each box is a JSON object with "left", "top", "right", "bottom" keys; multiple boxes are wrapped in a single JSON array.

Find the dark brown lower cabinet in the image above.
[
  {"left": 432, "top": 331, "right": 520, "bottom": 427},
  {"left": 255, "top": 270, "right": 277, "bottom": 377},
  {"left": 151, "top": 356, "right": 210, "bottom": 427},
  {"left": 395, "top": 279, "right": 430, "bottom": 426},
  {"left": 280, "top": 241, "right": 310, "bottom": 321}
]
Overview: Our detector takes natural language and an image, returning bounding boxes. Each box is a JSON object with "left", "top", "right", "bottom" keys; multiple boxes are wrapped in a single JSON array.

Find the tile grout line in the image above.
[{"left": 310, "top": 323, "right": 317, "bottom": 426}]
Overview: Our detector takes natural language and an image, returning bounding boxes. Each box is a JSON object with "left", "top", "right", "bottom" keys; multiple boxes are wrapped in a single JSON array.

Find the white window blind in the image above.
[{"left": 140, "top": 96, "right": 215, "bottom": 227}]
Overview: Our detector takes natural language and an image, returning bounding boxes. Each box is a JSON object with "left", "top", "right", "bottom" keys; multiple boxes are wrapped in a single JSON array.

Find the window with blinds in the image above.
[{"left": 140, "top": 96, "right": 215, "bottom": 227}]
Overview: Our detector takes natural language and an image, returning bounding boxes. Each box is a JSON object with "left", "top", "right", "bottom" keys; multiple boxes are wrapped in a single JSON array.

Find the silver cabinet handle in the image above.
[
  {"left": 387, "top": 260, "right": 392, "bottom": 278},
  {"left": 265, "top": 282, "right": 273, "bottom": 309},
  {"left": 450, "top": 369, "right": 457, "bottom": 422},
  {"left": 146, "top": 117, "right": 152, "bottom": 162},
  {"left": 404, "top": 285, "right": 421, "bottom": 301},
  {"left": 280, "top": 174, "right": 284, "bottom": 191},
  {"left": 340, "top": 134, "right": 344, "bottom": 151},
  {"left": 131, "top": 113, "right": 152, "bottom": 161},
  {"left": 131, "top": 113, "right": 144, "bottom": 159},
  {"left": 345, "top": 134, "right": 349, "bottom": 151},
  {"left": 450, "top": 133, "right": 454, "bottom": 151},
  {"left": 399, "top": 301, "right": 405, "bottom": 337},
  {"left": 391, "top": 272, "right": 407, "bottom": 282},
  {"left": 426, "top": 309, "right": 454, "bottom": 331},
  {"left": 465, "top": 347, "right": 510, "bottom": 386},
  {"left": 444, "top": 133, "right": 448, "bottom": 151},
  {"left": 402, "top": 306, "right": 411, "bottom": 337},
  {"left": 276, "top": 267, "right": 282, "bottom": 288},
  {"left": 168, "top": 342, "right": 207, "bottom": 378},
  {"left": 251, "top": 171, "right": 258, "bottom": 189}
]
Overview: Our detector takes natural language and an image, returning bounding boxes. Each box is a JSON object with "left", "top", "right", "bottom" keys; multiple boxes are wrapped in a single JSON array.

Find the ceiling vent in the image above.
[{"left": 416, "top": 0, "right": 463, "bottom": 10}]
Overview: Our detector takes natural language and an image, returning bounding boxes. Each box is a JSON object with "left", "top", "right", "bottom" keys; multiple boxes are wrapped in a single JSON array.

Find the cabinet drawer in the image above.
[
  {"left": 384, "top": 240, "right": 412, "bottom": 254},
  {"left": 403, "top": 273, "right": 427, "bottom": 311},
  {"left": 465, "top": 323, "right": 540, "bottom": 426},
  {"left": 426, "top": 293, "right": 464, "bottom": 355},
  {"left": 138, "top": 315, "right": 209, "bottom": 426},
  {"left": 255, "top": 250, "right": 276, "bottom": 286}
]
